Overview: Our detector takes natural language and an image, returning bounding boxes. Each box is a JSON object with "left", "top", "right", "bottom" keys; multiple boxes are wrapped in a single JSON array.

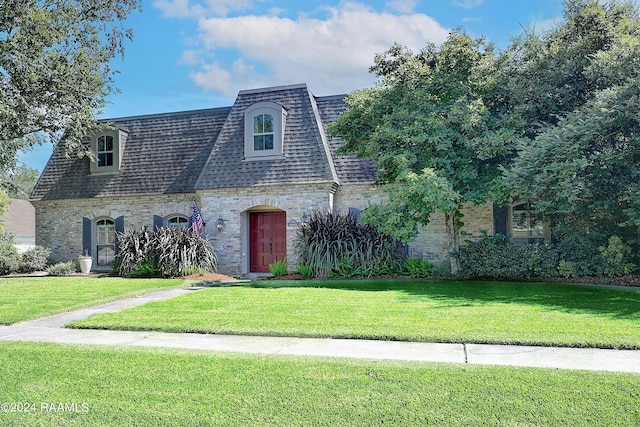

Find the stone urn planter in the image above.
[{"left": 78, "top": 252, "right": 93, "bottom": 274}]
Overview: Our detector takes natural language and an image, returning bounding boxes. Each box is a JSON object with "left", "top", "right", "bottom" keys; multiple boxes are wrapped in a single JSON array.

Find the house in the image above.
[
  {"left": 31, "top": 83, "right": 535, "bottom": 276},
  {"left": 0, "top": 199, "right": 36, "bottom": 253}
]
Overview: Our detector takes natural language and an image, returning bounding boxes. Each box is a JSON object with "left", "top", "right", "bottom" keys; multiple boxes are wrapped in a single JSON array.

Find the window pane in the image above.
[
  {"left": 264, "top": 135, "right": 274, "bottom": 150},
  {"left": 98, "top": 137, "right": 105, "bottom": 152},
  {"left": 105, "top": 136, "right": 113, "bottom": 151},
  {"left": 263, "top": 115, "right": 273, "bottom": 132},
  {"left": 168, "top": 216, "right": 188, "bottom": 229},
  {"left": 512, "top": 203, "right": 544, "bottom": 238},
  {"left": 98, "top": 153, "right": 106, "bottom": 167},
  {"left": 104, "top": 153, "right": 113, "bottom": 166},
  {"left": 254, "top": 135, "right": 264, "bottom": 151},
  {"left": 253, "top": 115, "right": 263, "bottom": 133}
]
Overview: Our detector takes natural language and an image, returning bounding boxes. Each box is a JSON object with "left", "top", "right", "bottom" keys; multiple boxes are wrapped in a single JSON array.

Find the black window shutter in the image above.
[
  {"left": 82, "top": 217, "right": 92, "bottom": 256},
  {"left": 153, "top": 215, "right": 166, "bottom": 230},
  {"left": 493, "top": 204, "right": 509, "bottom": 237},
  {"left": 114, "top": 216, "right": 125, "bottom": 254},
  {"left": 348, "top": 207, "right": 361, "bottom": 221}
]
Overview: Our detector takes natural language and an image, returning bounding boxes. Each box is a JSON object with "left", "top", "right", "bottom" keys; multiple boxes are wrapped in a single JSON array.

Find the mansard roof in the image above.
[{"left": 31, "top": 83, "right": 375, "bottom": 201}]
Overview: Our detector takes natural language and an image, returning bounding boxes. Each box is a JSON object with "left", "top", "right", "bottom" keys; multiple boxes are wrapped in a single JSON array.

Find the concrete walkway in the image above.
[{"left": 1, "top": 287, "right": 639, "bottom": 373}]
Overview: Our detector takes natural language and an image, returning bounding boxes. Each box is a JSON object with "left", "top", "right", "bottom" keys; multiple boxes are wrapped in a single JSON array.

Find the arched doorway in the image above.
[{"left": 249, "top": 210, "right": 286, "bottom": 273}]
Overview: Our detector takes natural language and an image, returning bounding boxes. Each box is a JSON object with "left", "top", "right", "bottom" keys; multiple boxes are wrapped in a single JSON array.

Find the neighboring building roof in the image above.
[
  {"left": 31, "top": 83, "right": 375, "bottom": 201},
  {"left": 0, "top": 199, "right": 35, "bottom": 238}
]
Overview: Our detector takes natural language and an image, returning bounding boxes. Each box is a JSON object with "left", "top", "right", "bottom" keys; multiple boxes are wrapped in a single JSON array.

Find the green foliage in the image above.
[
  {"left": 46, "top": 261, "right": 76, "bottom": 276},
  {"left": 459, "top": 233, "right": 558, "bottom": 280},
  {"left": 115, "top": 227, "right": 218, "bottom": 278},
  {"left": 503, "top": 0, "right": 640, "bottom": 258},
  {"left": 557, "top": 260, "right": 578, "bottom": 279},
  {"left": 0, "top": 0, "right": 141, "bottom": 171},
  {"left": 330, "top": 32, "right": 519, "bottom": 274},
  {"left": 402, "top": 258, "right": 433, "bottom": 278},
  {"left": 599, "top": 235, "right": 637, "bottom": 277},
  {"left": 0, "top": 165, "right": 39, "bottom": 199},
  {"left": 129, "top": 258, "right": 159, "bottom": 278},
  {"left": 294, "top": 211, "right": 402, "bottom": 279},
  {"left": 296, "top": 264, "right": 313, "bottom": 279},
  {"left": 0, "top": 232, "right": 18, "bottom": 275},
  {"left": 268, "top": 259, "right": 288, "bottom": 277},
  {"left": 18, "top": 246, "right": 51, "bottom": 273}
]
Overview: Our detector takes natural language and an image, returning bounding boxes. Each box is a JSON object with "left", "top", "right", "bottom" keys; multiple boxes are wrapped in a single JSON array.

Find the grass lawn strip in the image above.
[
  {"left": 70, "top": 279, "right": 640, "bottom": 349},
  {"left": 0, "top": 277, "right": 184, "bottom": 324},
  {"left": 0, "top": 341, "right": 638, "bottom": 426}
]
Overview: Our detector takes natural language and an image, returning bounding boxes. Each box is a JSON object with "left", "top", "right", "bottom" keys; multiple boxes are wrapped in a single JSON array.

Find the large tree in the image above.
[
  {"left": 0, "top": 0, "right": 140, "bottom": 173},
  {"left": 330, "top": 31, "right": 521, "bottom": 273},
  {"left": 504, "top": 0, "right": 640, "bottom": 253}
]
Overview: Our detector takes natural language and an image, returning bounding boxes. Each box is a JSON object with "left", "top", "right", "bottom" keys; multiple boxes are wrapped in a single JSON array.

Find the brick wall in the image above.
[{"left": 33, "top": 184, "right": 495, "bottom": 275}]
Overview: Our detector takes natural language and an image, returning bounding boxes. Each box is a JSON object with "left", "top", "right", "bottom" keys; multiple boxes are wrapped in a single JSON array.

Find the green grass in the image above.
[
  {"left": 0, "top": 277, "right": 184, "bottom": 324},
  {"left": 71, "top": 279, "right": 640, "bottom": 349},
  {"left": 0, "top": 341, "right": 638, "bottom": 426}
]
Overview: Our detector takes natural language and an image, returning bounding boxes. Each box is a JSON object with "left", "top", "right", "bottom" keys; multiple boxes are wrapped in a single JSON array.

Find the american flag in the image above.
[{"left": 191, "top": 202, "right": 204, "bottom": 236}]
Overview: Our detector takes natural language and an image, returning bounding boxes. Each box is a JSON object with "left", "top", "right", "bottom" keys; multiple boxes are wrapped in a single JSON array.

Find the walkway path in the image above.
[{"left": 1, "top": 287, "right": 639, "bottom": 373}]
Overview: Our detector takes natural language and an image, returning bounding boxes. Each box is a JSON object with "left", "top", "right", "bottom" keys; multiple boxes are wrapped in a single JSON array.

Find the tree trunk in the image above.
[{"left": 445, "top": 210, "right": 461, "bottom": 275}]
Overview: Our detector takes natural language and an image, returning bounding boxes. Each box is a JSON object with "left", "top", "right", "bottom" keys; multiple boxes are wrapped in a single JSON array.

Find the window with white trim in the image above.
[
  {"left": 90, "top": 129, "right": 125, "bottom": 174},
  {"left": 167, "top": 215, "right": 189, "bottom": 229},
  {"left": 96, "top": 218, "right": 115, "bottom": 266},
  {"left": 511, "top": 202, "right": 545, "bottom": 244},
  {"left": 244, "top": 102, "right": 286, "bottom": 160},
  {"left": 97, "top": 135, "right": 114, "bottom": 167}
]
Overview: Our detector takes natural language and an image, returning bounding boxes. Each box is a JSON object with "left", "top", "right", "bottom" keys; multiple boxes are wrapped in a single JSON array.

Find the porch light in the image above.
[{"left": 216, "top": 217, "right": 225, "bottom": 232}]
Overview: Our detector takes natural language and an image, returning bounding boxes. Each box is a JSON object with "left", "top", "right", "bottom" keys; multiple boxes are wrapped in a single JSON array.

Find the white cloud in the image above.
[
  {"left": 452, "top": 0, "right": 484, "bottom": 9},
  {"left": 185, "top": 1, "right": 450, "bottom": 96}
]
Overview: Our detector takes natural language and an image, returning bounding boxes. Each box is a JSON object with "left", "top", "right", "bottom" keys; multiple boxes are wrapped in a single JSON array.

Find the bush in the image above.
[
  {"left": 297, "top": 264, "right": 313, "bottom": 279},
  {"left": 459, "top": 233, "right": 558, "bottom": 280},
  {"left": 555, "top": 232, "right": 607, "bottom": 277},
  {"left": 47, "top": 261, "right": 76, "bottom": 276},
  {"left": 269, "top": 259, "right": 288, "bottom": 277},
  {"left": 0, "top": 232, "right": 19, "bottom": 275},
  {"left": 402, "top": 258, "right": 433, "bottom": 278},
  {"left": 18, "top": 246, "right": 51, "bottom": 273},
  {"left": 294, "top": 211, "right": 402, "bottom": 279},
  {"left": 599, "top": 235, "right": 637, "bottom": 277},
  {"left": 115, "top": 227, "right": 218, "bottom": 278}
]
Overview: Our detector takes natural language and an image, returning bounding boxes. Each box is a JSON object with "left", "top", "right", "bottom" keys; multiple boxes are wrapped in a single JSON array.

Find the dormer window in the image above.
[
  {"left": 244, "top": 102, "right": 286, "bottom": 160},
  {"left": 97, "top": 135, "right": 114, "bottom": 167},
  {"left": 90, "top": 129, "right": 126, "bottom": 174},
  {"left": 253, "top": 114, "right": 274, "bottom": 151}
]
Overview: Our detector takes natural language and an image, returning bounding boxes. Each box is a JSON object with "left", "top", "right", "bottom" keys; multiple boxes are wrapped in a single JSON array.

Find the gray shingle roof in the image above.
[
  {"left": 31, "top": 83, "right": 376, "bottom": 201},
  {"left": 195, "top": 84, "right": 340, "bottom": 189}
]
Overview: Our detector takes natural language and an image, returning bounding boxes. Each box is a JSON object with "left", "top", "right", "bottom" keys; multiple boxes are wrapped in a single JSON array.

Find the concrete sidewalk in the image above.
[{"left": 1, "top": 287, "right": 639, "bottom": 373}]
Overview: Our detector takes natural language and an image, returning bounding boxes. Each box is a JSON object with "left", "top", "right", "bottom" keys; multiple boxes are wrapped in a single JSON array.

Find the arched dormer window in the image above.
[{"left": 244, "top": 102, "right": 286, "bottom": 160}]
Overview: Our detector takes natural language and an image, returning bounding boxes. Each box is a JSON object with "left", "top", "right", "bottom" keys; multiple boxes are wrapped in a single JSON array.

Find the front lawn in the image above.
[
  {"left": 70, "top": 279, "right": 640, "bottom": 349},
  {"left": 0, "top": 342, "right": 638, "bottom": 426},
  {"left": 0, "top": 277, "right": 184, "bottom": 324}
]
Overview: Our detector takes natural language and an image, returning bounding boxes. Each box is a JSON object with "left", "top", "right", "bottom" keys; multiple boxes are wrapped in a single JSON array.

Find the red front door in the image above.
[{"left": 249, "top": 211, "right": 287, "bottom": 273}]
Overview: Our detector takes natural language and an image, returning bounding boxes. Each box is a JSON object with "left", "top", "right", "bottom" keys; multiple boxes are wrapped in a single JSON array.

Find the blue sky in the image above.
[{"left": 20, "top": 0, "right": 566, "bottom": 172}]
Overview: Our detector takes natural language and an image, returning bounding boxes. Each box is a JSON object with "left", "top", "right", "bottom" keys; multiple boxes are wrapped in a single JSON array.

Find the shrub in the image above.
[
  {"left": 47, "top": 261, "right": 76, "bottom": 276},
  {"left": 269, "top": 259, "right": 288, "bottom": 277},
  {"left": 114, "top": 227, "right": 218, "bottom": 278},
  {"left": 402, "top": 258, "right": 433, "bottom": 278},
  {"left": 294, "top": 211, "right": 402, "bottom": 279},
  {"left": 297, "top": 264, "right": 313, "bottom": 279},
  {"left": 599, "top": 235, "right": 637, "bottom": 277},
  {"left": 459, "top": 233, "right": 558, "bottom": 280},
  {"left": 0, "top": 232, "right": 19, "bottom": 275},
  {"left": 18, "top": 246, "right": 51, "bottom": 273},
  {"left": 555, "top": 232, "right": 607, "bottom": 277}
]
